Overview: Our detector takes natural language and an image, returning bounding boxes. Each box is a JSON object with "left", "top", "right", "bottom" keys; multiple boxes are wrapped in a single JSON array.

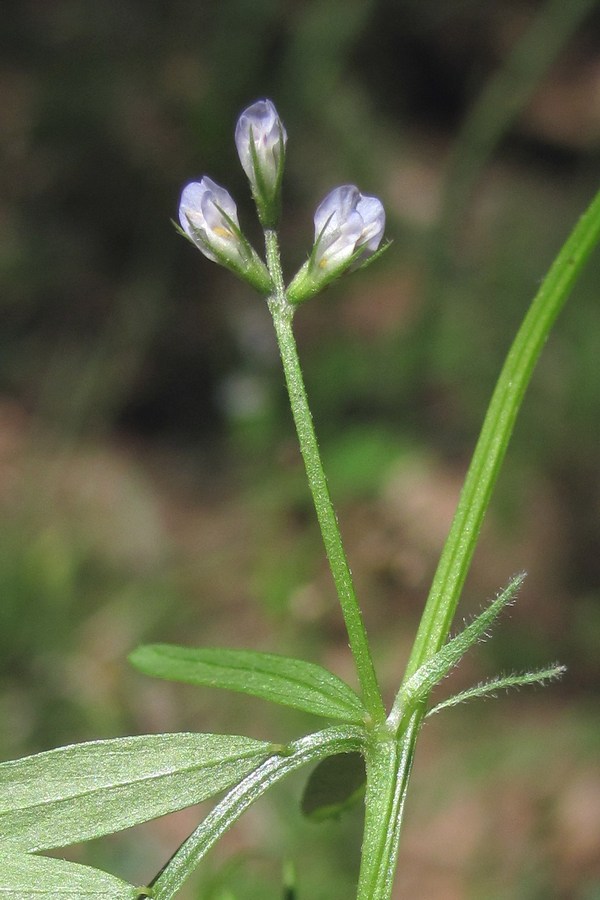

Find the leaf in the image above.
[
  {"left": 0, "top": 849, "right": 138, "bottom": 898},
  {"left": 396, "top": 574, "right": 525, "bottom": 717},
  {"left": 129, "top": 645, "right": 367, "bottom": 725},
  {"left": 427, "top": 663, "right": 567, "bottom": 717},
  {"left": 0, "top": 732, "right": 273, "bottom": 852},
  {"left": 301, "top": 752, "right": 365, "bottom": 822},
  {"left": 149, "top": 725, "right": 366, "bottom": 899}
]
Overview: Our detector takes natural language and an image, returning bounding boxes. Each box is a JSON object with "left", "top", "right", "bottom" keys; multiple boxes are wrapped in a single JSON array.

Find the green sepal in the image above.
[
  {"left": 174, "top": 215, "right": 272, "bottom": 295},
  {"left": 248, "top": 125, "right": 286, "bottom": 228},
  {"left": 301, "top": 751, "right": 365, "bottom": 822},
  {"left": 287, "top": 240, "right": 391, "bottom": 305},
  {"left": 352, "top": 240, "right": 392, "bottom": 274},
  {"left": 172, "top": 219, "right": 195, "bottom": 244},
  {"left": 0, "top": 849, "right": 138, "bottom": 898},
  {"left": 0, "top": 733, "right": 274, "bottom": 851},
  {"left": 129, "top": 645, "right": 367, "bottom": 725}
]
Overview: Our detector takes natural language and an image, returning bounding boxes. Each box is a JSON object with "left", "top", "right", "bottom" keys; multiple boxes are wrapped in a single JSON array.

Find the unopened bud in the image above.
[
  {"left": 235, "top": 99, "right": 287, "bottom": 228},
  {"left": 287, "top": 185, "right": 385, "bottom": 304},
  {"left": 178, "top": 177, "right": 271, "bottom": 293}
]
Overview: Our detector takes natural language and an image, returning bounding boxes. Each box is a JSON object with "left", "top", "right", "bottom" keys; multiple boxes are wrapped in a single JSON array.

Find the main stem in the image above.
[{"left": 264, "top": 229, "right": 385, "bottom": 722}]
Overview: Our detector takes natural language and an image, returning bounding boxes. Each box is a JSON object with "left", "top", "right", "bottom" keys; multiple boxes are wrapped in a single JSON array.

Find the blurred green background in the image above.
[{"left": 1, "top": 0, "right": 600, "bottom": 897}]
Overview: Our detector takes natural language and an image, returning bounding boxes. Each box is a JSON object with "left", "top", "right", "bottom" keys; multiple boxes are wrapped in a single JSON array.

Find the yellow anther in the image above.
[{"left": 213, "top": 226, "right": 233, "bottom": 239}]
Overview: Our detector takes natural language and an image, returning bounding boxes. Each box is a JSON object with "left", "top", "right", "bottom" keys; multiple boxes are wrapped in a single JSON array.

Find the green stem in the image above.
[
  {"left": 356, "top": 714, "right": 420, "bottom": 899},
  {"left": 150, "top": 727, "right": 365, "bottom": 900},
  {"left": 401, "top": 188, "right": 600, "bottom": 686},
  {"left": 264, "top": 229, "right": 385, "bottom": 722}
]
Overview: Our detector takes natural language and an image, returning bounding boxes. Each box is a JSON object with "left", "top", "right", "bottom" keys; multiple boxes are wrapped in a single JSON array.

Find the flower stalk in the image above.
[{"left": 264, "top": 229, "right": 385, "bottom": 723}]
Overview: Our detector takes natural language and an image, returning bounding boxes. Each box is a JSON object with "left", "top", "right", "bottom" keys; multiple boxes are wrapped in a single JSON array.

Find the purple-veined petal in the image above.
[
  {"left": 313, "top": 186, "right": 360, "bottom": 240},
  {"left": 315, "top": 209, "right": 364, "bottom": 270}
]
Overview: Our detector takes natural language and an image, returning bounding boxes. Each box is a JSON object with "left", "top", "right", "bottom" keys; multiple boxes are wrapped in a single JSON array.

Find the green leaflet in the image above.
[
  {"left": 0, "top": 849, "right": 138, "bottom": 898},
  {"left": 427, "top": 663, "right": 567, "bottom": 717},
  {"left": 0, "top": 733, "right": 273, "bottom": 852},
  {"left": 129, "top": 645, "right": 367, "bottom": 725},
  {"left": 390, "top": 574, "right": 525, "bottom": 725}
]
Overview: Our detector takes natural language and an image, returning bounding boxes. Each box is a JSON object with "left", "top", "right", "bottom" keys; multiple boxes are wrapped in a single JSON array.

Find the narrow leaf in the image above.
[
  {"left": 0, "top": 732, "right": 273, "bottom": 852},
  {"left": 426, "top": 663, "right": 566, "bottom": 717},
  {"left": 129, "top": 645, "right": 366, "bottom": 724},
  {"left": 392, "top": 574, "right": 524, "bottom": 722},
  {"left": 0, "top": 849, "right": 138, "bottom": 898},
  {"left": 301, "top": 752, "right": 365, "bottom": 822}
]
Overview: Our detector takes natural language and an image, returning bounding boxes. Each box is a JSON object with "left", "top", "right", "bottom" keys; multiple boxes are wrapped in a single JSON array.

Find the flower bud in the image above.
[
  {"left": 287, "top": 185, "right": 386, "bottom": 304},
  {"left": 235, "top": 99, "right": 287, "bottom": 228},
  {"left": 178, "top": 177, "right": 271, "bottom": 294}
]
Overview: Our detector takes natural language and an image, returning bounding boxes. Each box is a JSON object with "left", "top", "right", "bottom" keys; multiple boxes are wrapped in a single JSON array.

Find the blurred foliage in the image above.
[{"left": 1, "top": 0, "right": 600, "bottom": 896}]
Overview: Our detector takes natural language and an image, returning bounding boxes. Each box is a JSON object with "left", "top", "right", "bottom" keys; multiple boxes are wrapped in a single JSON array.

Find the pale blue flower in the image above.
[
  {"left": 235, "top": 99, "right": 287, "bottom": 227},
  {"left": 178, "top": 177, "right": 271, "bottom": 293},
  {"left": 313, "top": 186, "right": 385, "bottom": 271},
  {"left": 287, "top": 185, "right": 386, "bottom": 303},
  {"left": 179, "top": 177, "right": 241, "bottom": 263}
]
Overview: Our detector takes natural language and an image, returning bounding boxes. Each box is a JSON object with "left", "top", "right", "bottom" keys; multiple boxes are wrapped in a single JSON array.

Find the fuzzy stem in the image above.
[
  {"left": 356, "top": 714, "right": 420, "bottom": 899},
  {"left": 264, "top": 229, "right": 385, "bottom": 722}
]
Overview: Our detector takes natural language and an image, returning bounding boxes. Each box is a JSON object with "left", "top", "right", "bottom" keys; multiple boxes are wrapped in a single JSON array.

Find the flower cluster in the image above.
[{"left": 178, "top": 99, "right": 386, "bottom": 302}]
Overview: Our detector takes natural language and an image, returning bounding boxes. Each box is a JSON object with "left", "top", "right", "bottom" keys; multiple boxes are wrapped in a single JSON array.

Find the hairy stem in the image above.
[
  {"left": 356, "top": 714, "right": 420, "bottom": 899},
  {"left": 264, "top": 229, "right": 385, "bottom": 722}
]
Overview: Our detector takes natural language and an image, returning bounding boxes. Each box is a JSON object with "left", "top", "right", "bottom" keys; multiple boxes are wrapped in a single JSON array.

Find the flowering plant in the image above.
[{"left": 0, "top": 99, "right": 598, "bottom": 900}]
